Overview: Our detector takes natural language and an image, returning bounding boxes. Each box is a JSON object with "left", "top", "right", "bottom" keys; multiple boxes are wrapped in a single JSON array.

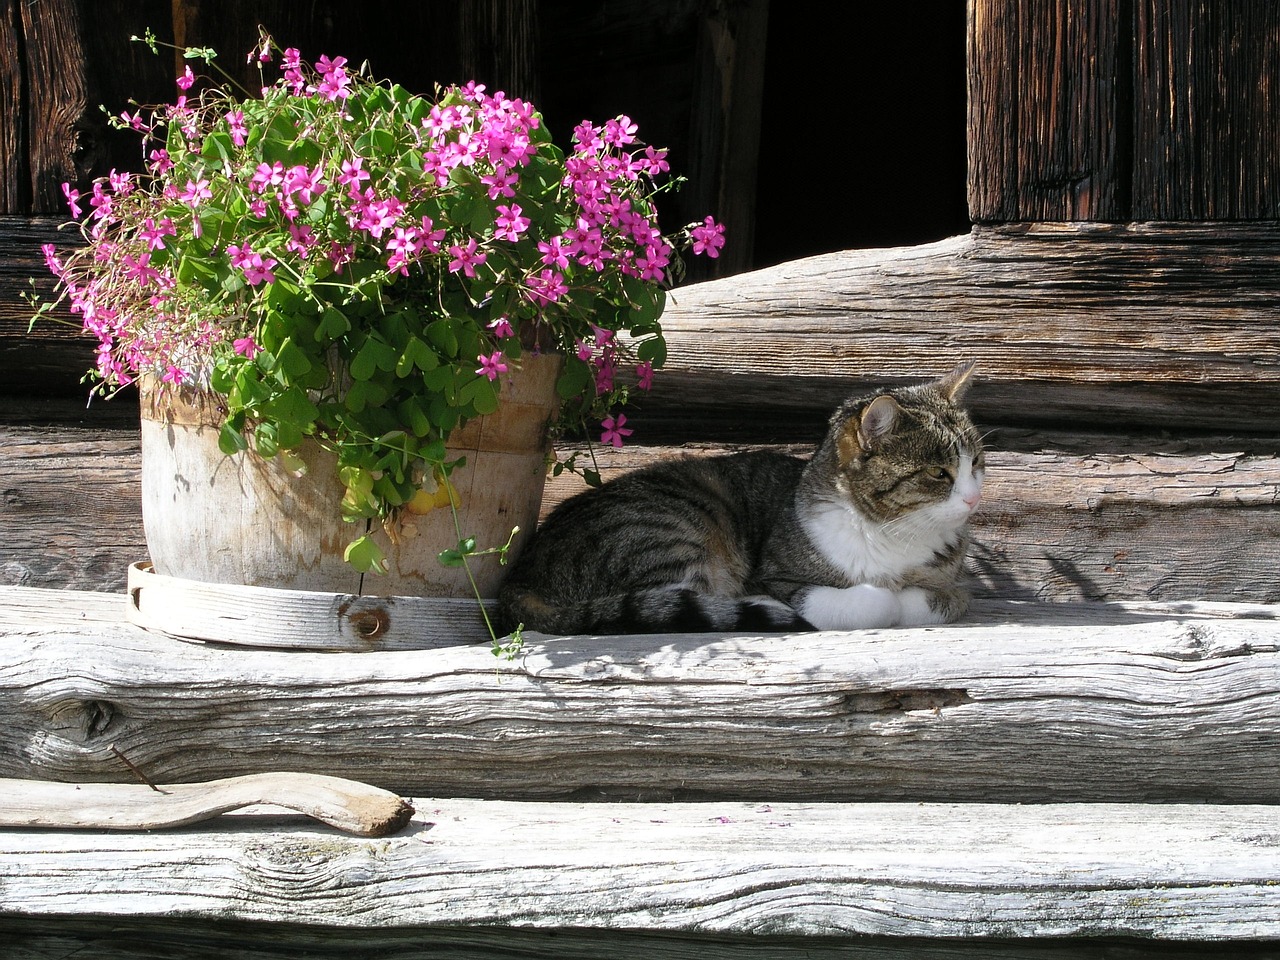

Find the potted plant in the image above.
[{"left": 34, "top": 30, "right": 724, "bottom": 628}]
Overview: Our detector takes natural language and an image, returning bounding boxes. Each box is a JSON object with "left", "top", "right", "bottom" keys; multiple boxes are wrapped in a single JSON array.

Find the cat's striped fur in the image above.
[{"left": 495, "top": 363, "right": 984, "bottom": 636}]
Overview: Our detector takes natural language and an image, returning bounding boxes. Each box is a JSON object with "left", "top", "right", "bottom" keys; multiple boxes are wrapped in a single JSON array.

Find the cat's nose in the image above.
[{"left": 962, "top": 491, "right": 981, "bottom": 510}]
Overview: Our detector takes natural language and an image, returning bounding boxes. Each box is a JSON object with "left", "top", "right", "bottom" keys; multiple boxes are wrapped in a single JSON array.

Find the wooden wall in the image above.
[{"left": 968, "top": 0, "right": 1280, "bottom": 221}]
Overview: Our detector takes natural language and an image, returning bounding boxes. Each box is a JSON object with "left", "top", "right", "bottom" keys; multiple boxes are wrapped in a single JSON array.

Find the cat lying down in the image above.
[{"left": 496, "top": 363, "right": 983, "bottom": 636}]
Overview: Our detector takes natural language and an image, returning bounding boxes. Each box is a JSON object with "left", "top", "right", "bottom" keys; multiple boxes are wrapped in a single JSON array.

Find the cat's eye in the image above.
[{"left": 924, "top": 465, "right": 952, "bottom": 483}]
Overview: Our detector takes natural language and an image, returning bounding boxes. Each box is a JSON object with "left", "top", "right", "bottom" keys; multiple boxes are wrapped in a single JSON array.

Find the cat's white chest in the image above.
[{"left": 800, "top": 500, "right": 949, "bottom": 584}]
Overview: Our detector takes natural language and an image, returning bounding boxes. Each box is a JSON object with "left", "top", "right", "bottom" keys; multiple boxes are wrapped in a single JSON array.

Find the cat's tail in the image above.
[{"left": 494, "top": 585, "right": 813, "bottom": 637}]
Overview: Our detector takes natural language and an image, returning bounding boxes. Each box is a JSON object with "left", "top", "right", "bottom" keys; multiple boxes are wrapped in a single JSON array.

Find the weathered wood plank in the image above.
[
  {"left": 2, "top": 585, "right": 1278, "bottom": 802},
  {"left": 644, "top": 222, "right": 1280, "bottom": 436},
  {"left": 2, "top": 798, "right": 1279, "bottom": 942},
  {"left": 0, "top": 419, "right": 143, "bottom": 591},
  {"left": 969, "top": 1, "right": 1280, "bottom": 222},
  {"left": 6, "top": 410, "right": 1277, "bottom": 604}
]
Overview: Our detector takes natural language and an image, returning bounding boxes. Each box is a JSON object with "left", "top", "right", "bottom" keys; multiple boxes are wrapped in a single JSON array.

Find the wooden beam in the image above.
[
  {"left": 1, "top": 796, "right": 1278, "bottom": 943},
  {"left": 3, "top": 585, "right": 1278, "bottom": 802},
  {"left": 643, "top": 222, "right": 1280, "bottom": 436},
  {"left": 4, "top": 417, "right": 1280, "bottom": 603}
]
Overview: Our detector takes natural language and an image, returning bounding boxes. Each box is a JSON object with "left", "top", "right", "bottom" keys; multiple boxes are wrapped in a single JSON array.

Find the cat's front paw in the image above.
[{"left": 796, "top": 583, "right": 902, "bottom": 631}]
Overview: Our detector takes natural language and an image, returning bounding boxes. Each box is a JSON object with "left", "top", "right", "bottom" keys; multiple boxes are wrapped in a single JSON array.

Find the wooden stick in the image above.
[{"left": 0, "top": 772, "right": 414, "bottom": 837}]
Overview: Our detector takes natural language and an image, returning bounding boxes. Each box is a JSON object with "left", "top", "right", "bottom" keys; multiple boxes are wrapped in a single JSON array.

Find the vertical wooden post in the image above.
[
  {"left": 968, "top": 0, "right": 1280, "bottom": 223},
  {"left": 686, "top": 0, "right": 769, "bottom": 279}
]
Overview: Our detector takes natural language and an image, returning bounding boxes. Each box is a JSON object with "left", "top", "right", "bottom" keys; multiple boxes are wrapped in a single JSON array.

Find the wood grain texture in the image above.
[
  {"left": 126, "top": 562, "right": 495, "bottom": 648},
  {"left": 0, "top": 772, "right": 413, "bottom": 836},
  {"left": 1132, "top": 0, "right": 1280, "bottom": 219},
  {"left": 641, "top": 223, "right": 1280, "bottom": 436},
  {"left": 4, "top": 418, "right": 1279, "bottom": 603},
  {"left": 3, "top": 585, "right": 1278, "bottom": 802},
  {"left": 0, "top": 419, "right": 142, "bottom": 591},
  {"left": 968, "top": 0, "right": 1123, "bottom": 220},
  {"left": 1, "top": 797, "right": 1279, "bottom": 941},
  {"left": 969, "top": 0, "right": 1280, "bottom": 221}
]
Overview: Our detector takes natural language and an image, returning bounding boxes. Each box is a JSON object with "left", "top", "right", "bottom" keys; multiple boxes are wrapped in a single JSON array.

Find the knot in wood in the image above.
[{"left": 347, "top": 607, "right": 390, "bottom": 641}]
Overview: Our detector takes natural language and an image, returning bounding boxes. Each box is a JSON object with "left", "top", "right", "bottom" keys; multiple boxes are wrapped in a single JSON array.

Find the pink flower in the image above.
[
  {"left": 41, "top": 243, "right": 64, "bottom": 278},
  {"left": 61, "top": 183, "right": 82, "bottom": 218},
  {"left": 226, "top": 109, "right": 248, "bottom": 146},
  {"left": 636, "top": 361, "right": 655, "bottom": 391},
  {"left": 148, "top": 149, "right": 172, "bottom": 175},
  {"left": 338, "top": 157, "right": 370, "bottom": 192},
  {"left": 488, "top": 316, "right": 515, "bottom": 339},
  {"left": 493, "top": 203, "right": 530, "bottom": 242},
  {"left": 448, "top": 239, "right": 487, "bottom": 278},
  {"left": 176, "top": 65, "right": 195, "bottom": 91},
  {"left": 161, "top": 364, "right": 187, "bottom": 385},
  {"left": 600, "top": 415, "right": 632, "bottom": 448},
  {"left": 481, "top": 164, "right": 518, "bottom": 200},
  {"left": 281, "top": 48, "right": 305, "bottom": 93},
  {"left": 537, "top": 237, "right": 569, "bottom": 269},
  {"left": 603, "top": 115, "right": 638, "bottom": 147},
  {"left": 476, "top": 350, "right": 508, "bottom": 381},
  {"left": 690, "top": 216, "right": 726, "bottom": 258},
  {"left": 179, "top": 178, "right": 212, "bottom": 208},
  {"left": 313, "top": 55, "right": 351, "bottom": 101},
  {"left": 233, "top": 337, "right": 261, "bottom": 359},
  {"left": 283, "top": 164, "right": 326, "bottom": 206},
  {"left": 525, "top": 268, "right": 567, "bottom": 306}
]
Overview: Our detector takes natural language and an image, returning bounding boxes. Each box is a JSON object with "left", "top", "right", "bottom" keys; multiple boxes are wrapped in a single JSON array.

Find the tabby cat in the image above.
[{"left": 495, "top": 363, "right": 984, "bottom": 635}]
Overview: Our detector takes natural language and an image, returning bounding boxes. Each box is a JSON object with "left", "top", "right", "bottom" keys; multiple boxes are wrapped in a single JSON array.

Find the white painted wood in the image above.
[
  {"left": 3, "top": 585, "right": 1278, "bottom": 802},
  {"left": 1, "top": 798, "right": 1278, "bottom": 940},
  {"left": 0, "top": 772, "right": 413, "bottom": 836}
]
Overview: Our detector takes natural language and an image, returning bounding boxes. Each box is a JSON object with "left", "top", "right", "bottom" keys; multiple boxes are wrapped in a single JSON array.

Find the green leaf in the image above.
[
  {"left": 316, "top": 307, "right": 351, "bottom": 342},
  {"left": 344, "top": 535, "right": 388, "bottom": 575},
  {"left": 275, "top": 339, "right": 313, "bottom": 379},
  {"left": 556, "top": 358, "right": 592, "bottom": 401},
  {"left": 459, "top": 376, "right": 500, "bottom": 416},
  {"left": 266, "top": 387, "right": 321, "bottom": 429},
  {"left": 351, "top": 335, "right": 398, "bottom": 381},
  {"left": 254, "top": 422, "right": 279, "bottom": 458},
  {"left": 637, "top": 335, "right": 668, "bottom": 367},
  {"left": 218, "top": 423, "right": 248, "bottom": 455},
  {"left": 345, "top": 379, "right": 390, "bottom": 413},
  {"left": 396, "top": 336, "right": 438, "bottom": 377}
]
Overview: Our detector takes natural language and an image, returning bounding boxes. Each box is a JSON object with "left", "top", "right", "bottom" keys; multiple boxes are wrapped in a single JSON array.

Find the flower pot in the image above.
[{"left": 138, "top": 352, "right": 562, "bottom": 597}]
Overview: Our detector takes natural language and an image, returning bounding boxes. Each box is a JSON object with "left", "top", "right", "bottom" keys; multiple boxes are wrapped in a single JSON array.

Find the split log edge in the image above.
[
  {"left": 2, "top": 585, "right": 1278, "bottom": 803},
  {"left": 1, "top": 797, "right": 1278, "bottom": 943}
]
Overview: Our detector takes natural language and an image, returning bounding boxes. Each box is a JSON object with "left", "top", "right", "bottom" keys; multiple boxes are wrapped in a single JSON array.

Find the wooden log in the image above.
[
  {"left": 1, "top": 797, "right": 1279, "bottom": 943},
  {"left": 0, "top": 417, "right": 143, "bottom": 592},
  {"left": 643, "top": 222, "right": 1280, "bottom": 436},
  {"left": 0, "top": 772, "right": 413, "bottom": 836},
  {"left": 6, "top": 410, "right": 1278, "bottom": 603},
  {"left": 2, "top": 585, "right": 1278, "bottom": 802}
]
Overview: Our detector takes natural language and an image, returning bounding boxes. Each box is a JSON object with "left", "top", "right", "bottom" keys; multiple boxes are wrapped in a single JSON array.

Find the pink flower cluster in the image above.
[{"left": 41, "top": 41, "right": 723, "bottom": 451}]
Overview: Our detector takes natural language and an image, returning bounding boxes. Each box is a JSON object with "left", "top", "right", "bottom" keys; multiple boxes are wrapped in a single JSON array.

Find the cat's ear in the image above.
[
  {"left": 838, "top": 395, "right": 901, "bottom": 463},
  {"left": 937, "top": 361, "right": 977, "bottom": 402}
]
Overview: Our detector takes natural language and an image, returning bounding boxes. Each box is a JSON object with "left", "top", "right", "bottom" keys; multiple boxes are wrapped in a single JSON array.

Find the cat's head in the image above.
[{"left": 823, "top": 362, "right": 985, "bottom": 527}]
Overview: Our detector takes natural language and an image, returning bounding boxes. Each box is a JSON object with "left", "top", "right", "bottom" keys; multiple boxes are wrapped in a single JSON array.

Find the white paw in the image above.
[
  {"left": 797, "top": 584, "right": 903, "bottom": 631},
  {"left": 898, "top": 587, "right": 946, "bottom": 626}
]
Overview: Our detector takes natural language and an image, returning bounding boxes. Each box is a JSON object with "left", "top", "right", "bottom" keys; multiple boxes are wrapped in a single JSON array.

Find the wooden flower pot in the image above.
[{"left": 137, "top": 353, "right": 562, "bottom": 598}]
